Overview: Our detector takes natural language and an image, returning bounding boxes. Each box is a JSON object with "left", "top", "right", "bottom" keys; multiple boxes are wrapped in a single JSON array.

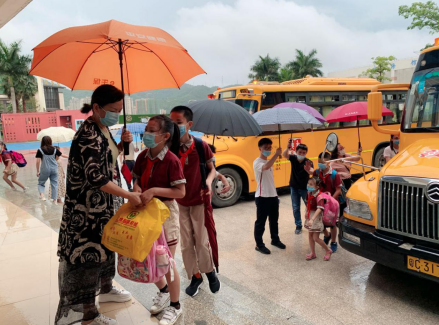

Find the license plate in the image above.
[{"left": 407, "top": 256, "right": 439, "bottom": 278}]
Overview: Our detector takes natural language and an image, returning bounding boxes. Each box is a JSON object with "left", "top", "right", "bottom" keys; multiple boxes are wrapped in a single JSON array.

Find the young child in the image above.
[
  {"left": 305, "top": 177, "right": 332, "bottom": 261},
  {"left": 313, "top": 152, "right": 342, "bottom": 253},
  {"left": 253, "top": 138, "right": 285, "bottom": 255},
  {"left": 169, "top": 106, "right": 221, "bottom": 297},
  {"left": 132, "top": 115, "right": 185, "bottom": 325}
]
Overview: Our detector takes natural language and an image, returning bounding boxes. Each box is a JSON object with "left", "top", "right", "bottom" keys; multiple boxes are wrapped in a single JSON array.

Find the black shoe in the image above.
[
  {"left": 295, "top": 227, "right": 302, "bottom": 235},
  {"left": 255, "top": 246, "right": 271, "bottom": 255},
  {"left": 271, "top": 240, "right": 286, "bottom": 249},
  {"left": 185, "top": 275, "right": 203, "bottom": 297},
  {"left": 323, "top": 235, "right": 331, "bottom": 245},
  {"left": 205, "top": 270, "right": 221, "bottom": 294}
]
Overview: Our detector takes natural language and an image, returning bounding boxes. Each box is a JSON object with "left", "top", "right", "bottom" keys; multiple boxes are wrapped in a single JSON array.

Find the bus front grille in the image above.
[{"left": 379, "top": 177, "right": 439, "bottom": 244}]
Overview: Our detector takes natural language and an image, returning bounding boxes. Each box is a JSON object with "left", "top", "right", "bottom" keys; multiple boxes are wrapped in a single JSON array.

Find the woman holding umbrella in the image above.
[{"left": 56, "top": 85, "right": 142, "bottom": 325}]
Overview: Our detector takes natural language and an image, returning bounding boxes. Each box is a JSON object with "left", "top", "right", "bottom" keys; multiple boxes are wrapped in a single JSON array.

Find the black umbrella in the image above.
[{"left": 187, "top": 99, "right": 263, "bottom": 143}]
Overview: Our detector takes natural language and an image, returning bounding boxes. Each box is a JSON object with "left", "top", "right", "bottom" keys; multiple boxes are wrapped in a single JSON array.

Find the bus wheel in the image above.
[
  {"left": 373, "top": 147, "right": 387, "bottom": 168},
  {"left": 211, "top": 167, "right": 243, "bottom": 208}
]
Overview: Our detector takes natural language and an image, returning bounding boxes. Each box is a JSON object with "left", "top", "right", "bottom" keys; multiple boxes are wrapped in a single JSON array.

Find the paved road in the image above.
[{"left": 2, "top": 152, "right": 439, "bottom": 325}]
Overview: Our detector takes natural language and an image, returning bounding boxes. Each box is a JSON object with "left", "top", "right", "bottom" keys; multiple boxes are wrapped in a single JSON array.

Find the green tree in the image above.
[
  {"left": 0, "top": 39, "right": 32, "bottom": 113},
  {"left": 15, "top": 74, "right": 38, "bottom": 112},
  {"left": 361, "top": 56, "right": 396, "bottom": 83},
  {"left": 399, "top": 1, "right": 439, "bottom": 49},
  {"left": 248, "top": 54, "right": 281, "bottom": 81},
  {"left": 278, "top": 67, "right": 294, "bottom": 82},
  {"left": 286, "top": 49, "right": 323, "bottom": 79}
]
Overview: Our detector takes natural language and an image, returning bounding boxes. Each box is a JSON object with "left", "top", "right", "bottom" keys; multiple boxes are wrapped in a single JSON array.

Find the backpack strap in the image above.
[
  {"left": 330, "top": 169, "right": 337, "bottom": 181},
  {"left": 193, "top": 137, "right": 207, "bottom": 189}
]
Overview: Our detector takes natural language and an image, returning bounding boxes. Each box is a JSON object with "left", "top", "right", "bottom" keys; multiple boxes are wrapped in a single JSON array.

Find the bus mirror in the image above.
[{"left": 367, "top": 92, "right": 383, "bottom": 121}]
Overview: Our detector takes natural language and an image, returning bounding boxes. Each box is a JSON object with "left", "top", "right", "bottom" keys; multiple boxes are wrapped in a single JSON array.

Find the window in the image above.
[
  {"left": 219, "top": 90, "right": 236, "bottom": 99},
  {"left": 44, "top": 87, "right": 60, "bottom": 109},
  {"left": 342, "top": 95, "right": 356, "bottom": 101},
  {"left": 310, "top": 95, "right": 325, "bottom": 102},
  {"left": 286, "top": 96, "right": 306, "bottom": 103},
  {"left": 234, "top": 99, "right": 259, "bottom": 114},
  {"left": 325, "top": 95, "right": 340, "bottom": 102},
  {"left": 358, "top": 95, "right": 367, "bottom": 101},
  {"left": 262, "top": 92, "right": 285, "bottom": 107}
]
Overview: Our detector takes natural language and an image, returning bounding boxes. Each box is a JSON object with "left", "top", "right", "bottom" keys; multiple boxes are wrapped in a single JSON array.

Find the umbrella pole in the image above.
[
  {"left": 278, "top": 124, "right": 281, "bottom": 148},
  {"left": 212, "top": 135, "right": 215, "bottom": 147},
  {"left": 118, "top": 39, "right": 129, "bottom": 155},
  {"left": 357, "top": 116, "right": 362, "bottom": 149}
]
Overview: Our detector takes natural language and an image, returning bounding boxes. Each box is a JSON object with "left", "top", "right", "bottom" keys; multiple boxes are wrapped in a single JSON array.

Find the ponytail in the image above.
[
  {"left": 170, "top": 123, "right": 180, "bottom": 156},
  {"left": 390, "top": 135, "right": 394, "bottom": 151},
  {"left": 81, "top": 103, "right": 93, "bottom": 114}
]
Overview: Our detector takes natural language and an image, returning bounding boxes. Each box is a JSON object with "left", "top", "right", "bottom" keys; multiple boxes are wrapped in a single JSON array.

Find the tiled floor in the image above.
[{"left": 0, "top": 197, "right": 157, "bottom": 325}]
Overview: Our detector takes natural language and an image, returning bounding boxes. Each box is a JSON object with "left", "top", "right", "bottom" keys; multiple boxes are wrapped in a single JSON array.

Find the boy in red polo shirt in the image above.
[
  {"left": 170, "top": 106, "right": 220, "bottom": 297},
  {"left": 313, "top": 152, "right": 342, "bottom": 253}
]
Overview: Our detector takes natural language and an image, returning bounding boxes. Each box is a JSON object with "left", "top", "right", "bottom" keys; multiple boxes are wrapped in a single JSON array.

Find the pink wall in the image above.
[{"left": 1, "top": 111, "right": 91, "bottom": 143}]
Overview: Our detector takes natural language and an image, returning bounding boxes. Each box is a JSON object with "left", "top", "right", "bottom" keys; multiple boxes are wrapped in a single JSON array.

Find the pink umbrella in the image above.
[
  {"left": 274, "top": 102, "right": 326, "bottom": 123},
  {"left": 325, "top": 102, "right": 394, "bottom": 149}
]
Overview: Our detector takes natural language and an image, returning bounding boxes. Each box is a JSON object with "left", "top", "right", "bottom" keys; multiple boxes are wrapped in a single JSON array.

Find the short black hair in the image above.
[
  {"left": 258, "top": 138, "right": 272, "bottom": 148},
  {"left": 171, "top": 105, "right": 193, "bottom": 122},
  {"left": 80, "top": 84, "right": 124, "bottom": 114},
  {"left": 296, "top": 144, "right": 308, "bottom": 152},
  {"left": 319, "top": 152, "right": 331, "bottom": 159},
  {"left": 309, "top": 176, "right": 323, "bottom": 188}
]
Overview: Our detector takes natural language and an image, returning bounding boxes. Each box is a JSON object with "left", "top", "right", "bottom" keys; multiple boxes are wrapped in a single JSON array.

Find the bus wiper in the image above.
[{"left": 422, "top": 127, "right": 439, "bottom": 132}]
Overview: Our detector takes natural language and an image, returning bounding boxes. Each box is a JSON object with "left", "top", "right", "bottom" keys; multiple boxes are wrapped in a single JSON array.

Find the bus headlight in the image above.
[{"left": 347, "top": 199, "right": 373, "bottom": 220}]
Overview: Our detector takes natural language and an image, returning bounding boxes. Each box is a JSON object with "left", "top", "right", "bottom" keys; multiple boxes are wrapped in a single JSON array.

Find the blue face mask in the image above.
[
  {"left": 297, "top": 154, "right": 305, "bottom": 161},
  {"left": 394, "top": 140, "right": 400, "bottom": 145},
  {"left": 99, "top": 107, "right": 119, "bottom": 127},
  {"left": 262, "top": 151, "right": 271, "bottom": 157},
  {"left": 307, "top": 186, "right": 315, "bottom": 192},
  {"left": 143, "top": 132, "right": 159, "bottom": 148},
  {"left": 178, "top": 124, "right": 186, "bottom": 138},
  {"left": 318, "top": 163, "right": 327, "bottom": 170}
]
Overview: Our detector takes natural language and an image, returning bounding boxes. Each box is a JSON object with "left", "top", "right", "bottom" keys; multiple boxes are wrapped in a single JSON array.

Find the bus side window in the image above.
[{"left": 235, "top": 99, "right": 259, "bottom": 114}]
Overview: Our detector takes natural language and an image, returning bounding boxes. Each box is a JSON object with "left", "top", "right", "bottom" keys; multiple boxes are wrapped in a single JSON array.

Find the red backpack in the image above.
[{"left": 317, "top": 192, "right": 340, "bottom": 226}]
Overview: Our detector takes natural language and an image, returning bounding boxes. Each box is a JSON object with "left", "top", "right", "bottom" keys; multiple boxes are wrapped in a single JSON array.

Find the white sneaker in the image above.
[
  {"left": 89, "top": 314, "right": 118, "bottom": 325},
  {"left": 99, "top": 286, "right": 132, "bottom": 303},
  {"left": 159, "top": 306, "right": 182, "bottom": 325},
  {"left": 150, "top": 292, "right": 170, "bottom": 315},
  {"left": 23, "top": 187, "right": 29, "bottom": 193}
]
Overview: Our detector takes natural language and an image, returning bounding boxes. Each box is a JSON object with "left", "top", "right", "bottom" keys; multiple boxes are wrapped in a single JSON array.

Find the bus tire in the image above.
[
  {"left": 211, "top": 167, "right": 243, "bottom": 208},
  {"left": 373, "top": 146, "right": 387, "bottom": 169}
]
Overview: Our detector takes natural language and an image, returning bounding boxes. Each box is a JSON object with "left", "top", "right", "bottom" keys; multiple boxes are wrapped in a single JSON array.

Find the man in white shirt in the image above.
[
  {"left": 253, "top": 138, "right": 285, "bottom": 255},
  {"left": 119, "top": 142, "right": 138, "bottom": 191}
]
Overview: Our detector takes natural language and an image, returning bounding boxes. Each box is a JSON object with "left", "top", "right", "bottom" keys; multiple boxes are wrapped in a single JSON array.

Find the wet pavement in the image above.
[{"left": 1, "top": 151, "right": 439, "bottom": 325}]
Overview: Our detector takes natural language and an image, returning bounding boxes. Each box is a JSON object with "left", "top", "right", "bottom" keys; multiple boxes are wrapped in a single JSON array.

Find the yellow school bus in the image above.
[
  {"left": 207, "top": 78, "right": 406, "bottom": 207},
  {"left": 339, "top": 39, "right": 439, "bottom": 282}
]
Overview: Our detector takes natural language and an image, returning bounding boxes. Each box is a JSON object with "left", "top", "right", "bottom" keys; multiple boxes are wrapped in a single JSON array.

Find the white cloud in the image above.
[{"left": 171, "top": 0, "right": 432, "bottom": 86}]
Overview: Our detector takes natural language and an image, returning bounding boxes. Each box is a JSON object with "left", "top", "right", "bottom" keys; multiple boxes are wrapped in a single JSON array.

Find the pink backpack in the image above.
[
  {"left": 117, "top": 228, "right": 174, "bottom": 283},
  {"left": 317, "top": 192, "right": 340, "bottom": 227},
  {"left": 5, "top": 150, "right": 27, "bottom": 167}
]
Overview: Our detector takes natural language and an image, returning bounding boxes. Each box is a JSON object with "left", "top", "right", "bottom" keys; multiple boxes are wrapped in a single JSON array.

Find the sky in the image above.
[{"left": 0, "top": 0, "right": 434, "bottom": 87}]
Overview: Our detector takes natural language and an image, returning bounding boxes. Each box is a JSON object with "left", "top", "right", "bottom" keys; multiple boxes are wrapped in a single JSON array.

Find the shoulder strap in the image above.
[
  {"left": 331, "top": 170, "right": 337, "bottom": 181},
  {"left": 193, "top": 137, "right": 207, "bottom": 188}
]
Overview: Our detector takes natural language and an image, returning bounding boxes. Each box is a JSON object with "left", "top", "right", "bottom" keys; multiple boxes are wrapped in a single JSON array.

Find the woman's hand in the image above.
[
  {"left": 37, "top": 172, "right": 40, "bottom": 177},
  {"left": 121, "top": 129, "right": 133, "bottom": 143},
  {"left": 128, "top": 192, "right": 142, "bottom": 207}
]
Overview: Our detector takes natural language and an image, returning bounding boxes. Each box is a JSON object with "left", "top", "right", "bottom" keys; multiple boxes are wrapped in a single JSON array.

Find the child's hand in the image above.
[
  {"left": 140, "top": 189, "right": 154, "bottom": 205},
  {"left": 308, "top": 219, "right": 314, "bottom": 228}
]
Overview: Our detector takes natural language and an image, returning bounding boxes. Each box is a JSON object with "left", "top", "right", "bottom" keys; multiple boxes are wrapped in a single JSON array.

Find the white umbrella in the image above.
[{"left": 37, "top": 127, "right": 76, "bottom": 144}]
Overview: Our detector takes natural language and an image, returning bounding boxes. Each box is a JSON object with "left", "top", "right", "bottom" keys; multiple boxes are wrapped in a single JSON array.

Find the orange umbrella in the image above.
[{"left": 30, "top": 19, "right": 205, "bottom": 151}]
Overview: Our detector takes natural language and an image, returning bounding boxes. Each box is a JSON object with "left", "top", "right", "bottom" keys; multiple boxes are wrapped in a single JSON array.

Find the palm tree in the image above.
[
  {"left": 286, "top": 49, "right": 323, "bottom": 79},
  {"left": 0, "top": 39, "right": 31, "bottom": 113},
  {"left": 248, "top": 54, "right": 281, "bottom": 81},
  {"left": 278, "top": 67, "right": 294, "bottom": 83},
  {"left": 16, "top": 74, "right": 38, "bottom": 112}
]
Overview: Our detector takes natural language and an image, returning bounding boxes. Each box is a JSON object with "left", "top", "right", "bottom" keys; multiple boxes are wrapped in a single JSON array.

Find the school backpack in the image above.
[
  {"left": 117, "top": 228, "right": 174, "bottom": 284},
  {"left": 317, "top": 192, "right": 340, "bottom": 227},
  {"left": 315, "top": 168, "right": 346, "bottom": 204},
  {"left": 5, "top": 150, "right": 27, "bottom": 168},
  {"left": 193, "top": 137, "right": 208, "bottom": 189}
]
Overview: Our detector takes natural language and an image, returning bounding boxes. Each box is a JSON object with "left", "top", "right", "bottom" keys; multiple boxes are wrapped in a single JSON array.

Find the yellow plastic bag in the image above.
[{"left": 102, "top": 198, "right": 170, "bottom": 261}]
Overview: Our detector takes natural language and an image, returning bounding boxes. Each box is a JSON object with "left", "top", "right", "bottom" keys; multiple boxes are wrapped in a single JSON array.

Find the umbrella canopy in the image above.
[
  {"left": 187, "top": 99, "right": 262, "bottom": 137},
  {"left": 37, "top": 127, "right": 76, "bottom": 144},
  {"left": 116, "top": 122, "right": 146, "bottom": 135},
  {"left": 325, "top": 101, "right": 394, "bottom": 149},
  {"left": 252, "top": 107, "right": 322, "bottom": 132},
  {"left": 274, "top": 102, "right": 326, "bottom": 123},
  {"left": 29, "top": 19, "right": 205, "bottom": 94},
  {"left": 325, "top": 101, "right": 393, "bottom": 123}
]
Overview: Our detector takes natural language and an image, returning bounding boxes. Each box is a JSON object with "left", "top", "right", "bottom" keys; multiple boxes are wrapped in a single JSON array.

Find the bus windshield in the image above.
[{"left": 403, "top": 69, "right": 439, "bottom": 132}]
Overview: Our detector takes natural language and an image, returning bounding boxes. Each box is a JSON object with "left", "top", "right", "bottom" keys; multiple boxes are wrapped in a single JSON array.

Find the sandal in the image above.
[
  {"left": 323, "top": 250, "right": 333, "bottom": 261},
  {"left": 306, "top": 253, "right": 316, "bottom": 260}
]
